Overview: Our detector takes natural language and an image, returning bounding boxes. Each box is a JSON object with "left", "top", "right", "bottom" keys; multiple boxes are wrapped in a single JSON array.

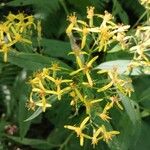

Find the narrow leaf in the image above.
[{"left": 24, "top": 107, "right": 42, "bottom": 122}]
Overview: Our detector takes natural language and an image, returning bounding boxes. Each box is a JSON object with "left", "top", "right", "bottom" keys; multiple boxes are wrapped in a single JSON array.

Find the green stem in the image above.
[
  {"left": 59, "top": 133, "right": 73, "bottom": 150},
  {"left": 132, "top": 10, "right": 147, "bottom": 29},
  {"left": 59, "top": 0, "right": 69, "bottom": 15}
]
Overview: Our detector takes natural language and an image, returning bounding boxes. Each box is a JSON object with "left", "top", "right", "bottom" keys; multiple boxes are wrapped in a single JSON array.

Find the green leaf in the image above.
[
  {"left": 108, "top": 44, "right": 123, "bottom": 53},
  {"left": 112, "top": 0, "right": 129, "bottom": 24},
  {"left": 24, "top": 107, "right": 42, "bottom": 122},
  {"left": 94, "top": 60, "right": 144, "bottom": 75},
  {"left": 6, "top": 0, "right": 60, "bottom": 14},
  {"left": 5, "top": 135, "right": 56, "bottom": 149},
  {"left": 133, "top": 121, "right": 150, "bottom": 150},
  {"left": 140, "top": 87, "right": 150, "bottom": 102},
  {"left": 13, "top": 70, "right": 32, "bottom": 138},
  {"left": 8, "top": 50, "right": 71, "bottom": 71},
  {"left": 95, "top": 60, "right": 131, "bottom": 74},
  {"left": 118, "top": 92, "right": 140, "bottom": 124},
  {"left": 117, "top": 113, "right": 141, "bottom": 150},
  {"left": 34, "top": 38, "right": 73, "bottom": 61}
]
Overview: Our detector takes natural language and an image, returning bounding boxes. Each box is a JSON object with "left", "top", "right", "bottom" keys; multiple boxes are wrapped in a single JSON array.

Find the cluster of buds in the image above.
[{"left": 0, "top": 12, "right": 41, "bottom": 62}]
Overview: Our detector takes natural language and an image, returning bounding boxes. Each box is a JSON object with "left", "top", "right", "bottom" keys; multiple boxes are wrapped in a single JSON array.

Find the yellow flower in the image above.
[
  {"left": 96, "top": 11, "right": 114, "bottom": 27},
  {"left": 130, "top": 43, "right": 149, "bottom": 62},
  {"left": 98, "top": 26, "right": 112, "bottom": 52},
  {"left": 99, "top": 102, "right": 112, "bottom": 122},
  {"left": 50, "top": 62, "right": 61, "bottom": 72},
  {"left": 69, "top": 49, "right": 88, "bottom": 68},
  {"left": 12, "top": 31, "right": 32, "bottom": 44},
  {"left": 69, "top": 83, "right": 85, "bottom": 102},
  {"left": 87, "top": 6, "right": 95, "bottom": 27},
  {"left": 101, "top": 125, "right": 120, "bottom": 143},
  {"left": 83, "top": 96, "right": 103, "bottom": 115},
  {"left": 26, "top": 92, "right": 36, "bottom": 111},
  {"left": 0, "top": 21, "right": 12, "bottom": 42},
  {"left": 6, "top": 12, "right": 16, "bottom": 22},
  {"left": 66, "top": 13, "right": 77, "bottom": 35},
  {"left": 45, "top": 76, "right": 72, "bottom": 100},
  {"left": 140, "top": 0, "right": 150, "bottom": 8},
  {"left": 70, "top": 56, "right": 98, "bottom": 87},
  {"left": 91, "top": 127, "right": 103, "bottom": 148},
  {"left": 72, "top": 27, "right": 89, "bottom": 49},
  {"left": 69, "top": 91, "right": 78, "bottom": 106},
  {"left": 97, "top": 68, "right": 134, "bottom": 96},
  {"left": 99, "top": 112, "right": 111, "bottom": 122},
  {"left": 26, "top": 100, "right": 36, "bottom": 111},
  {"left": 81, "top": 27, "right": 89, "bottom": 49},
  {"left": 110, "top": 95, "right": 123, "bottom": 110},
  {"left": 35, "top": 94, "right": 52, "bottom": 112},
  {"left": 97, "top": 80, "right": 113, "bottom": 92},
  {"left": 64, "top": 116, "right": 90, "bottom": 146},
  {"left": 0, "top": 42, "right": 14, "bottom": 62}
]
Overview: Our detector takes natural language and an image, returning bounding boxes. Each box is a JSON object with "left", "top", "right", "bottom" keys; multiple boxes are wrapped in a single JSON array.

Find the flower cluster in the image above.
[
  {"left": 129, "top": 25, "right": 150, "bottom": 72},
  {"left": 66, "top": 7, "right": 130, "bottom": 52},
  {"left": 27, "top": 7, "right": 135, "bottom": 147},
  {"left": 0, "top": 12, "right": 41, "bottom": 62},
  {"left": 140, "top": 0, "right": 150, "bottom": 9},
  {"left": 27, "top": 64, "right": 72, "bottom": 112}
]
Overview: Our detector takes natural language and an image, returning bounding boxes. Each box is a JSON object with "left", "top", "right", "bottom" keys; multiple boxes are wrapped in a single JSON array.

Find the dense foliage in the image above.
[{"left": 0, "top": 0, "right": 149, "bottom": 150}]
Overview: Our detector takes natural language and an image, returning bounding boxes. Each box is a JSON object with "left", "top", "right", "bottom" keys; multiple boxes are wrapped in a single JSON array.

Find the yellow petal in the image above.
[
  {"left": 70, "top": 68, "right": 83, "bottom": 76},
  {"left": 86, "top": 72, "right": 93, "bottom": 87},
  {"left": 80, "top": 116, "right": 90, "bottom": 128},
  {"left": 97, "top": 81, "right": 113, "bottom": 92},
  {"left": 87, "top": 56, "right": 98, "bottom": 67}
]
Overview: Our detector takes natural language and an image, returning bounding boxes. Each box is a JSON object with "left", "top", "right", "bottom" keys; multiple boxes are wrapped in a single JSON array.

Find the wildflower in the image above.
[
  {"left": 45, "top": 76, "right": 72, "bottom": 100},
  {"left": 76, "top": 27, "right": 89, "bottom": 49},
  {"left": 87, "top": 6, "right": 95, "bottom": 27},
  {"left": 26, "top": 92, "right": 36, "bottom": 111},
  {"left": 91, "top": 127, "right": 103, "bottom": 148},
  {"left": 70, "top": 56, "right": 98, "bottom": 87},
  {"left": 69, "top": 91, "right": 78, "bottom": 106},
  {"left": 6, "top": 12, "right": 16, "bottom": 22},
  {"left": 101, "top": 125, "right": 120, "bottom": 143},
  {"left": 26, "top": 100, "right": 36, "bottom": 111},
  {"left": 97, "top": 68, "right": 134, "bottom": 96},
  {"left": 98, "top": 102, "right": 112, "bottom": 122},
  {"left": 97, "top": 80, "right": 113, "bottom": 92},
  {"left": 130, "top": 43, "right": 149, "bottom": 62},
  {"left": 35, "top": 94, "right": 52, "bottom": 112},
  {"left": 140, "top": 0, "right": 150, "bottom": 9},
  {"left": 64, "top": 116, "right": 90, "bottom": 146},
  {"left": 95, "top": 11, "right": 113, "bottom": 27},
  {"left": 110, "top": 95, "right": 123, "bottom": 110},
  {"left": 49, "top": 62, "right": 61, "bottom": 77},
  {"left": 66, "top": 13, "right": 77, "bottom": 35},
  {"left": 29, "top": 68, "right": 50, "bottom": 88},
  {"left": 99, "top": 112, "right": 111, "bottom": 122},
  {"left": 0, "top": 42, "right": 14, "bottom": 62},
  {"left": 0, "top": 21, "right": 12, "bottom": 42},
  {"left": 11, "top": 29, "right": 32, "bottom": 44},
  {"left": 98, "top": 26, "right": 112, "bottom": 52},
  {"left": 50, "top": 62, "right": 61, "bottom": 72},
  {"left": 83, "top": 96, "right": 103, "bottom": 114},
  {"left": 70, "top": 82, "right": 85, "bottom": 102},
  {"left": 69, "top": 49, "right": 88, "bottom": 68}
]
